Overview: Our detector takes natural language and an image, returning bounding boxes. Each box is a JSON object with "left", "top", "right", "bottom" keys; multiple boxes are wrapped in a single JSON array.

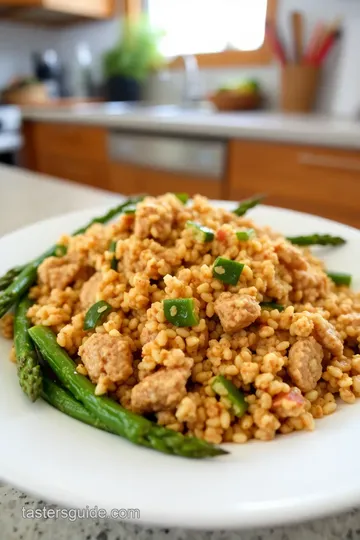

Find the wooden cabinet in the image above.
[
  {"left": 23, "top": 121, "right": 110, "bottom": 190},
  {"left": 109, "top": 162, "right": 224, "bottom": 199},
  {"left": 228, "top": 140, "right": 360, "bottom": 228},
  {"left": 0, "top": 0, "right": 115, "bottom": 22}
]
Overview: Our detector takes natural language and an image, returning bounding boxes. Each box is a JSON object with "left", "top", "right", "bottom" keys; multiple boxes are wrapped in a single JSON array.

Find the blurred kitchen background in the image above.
[{"left": 1, "top": 0, "right": 360, "bottom": 228}]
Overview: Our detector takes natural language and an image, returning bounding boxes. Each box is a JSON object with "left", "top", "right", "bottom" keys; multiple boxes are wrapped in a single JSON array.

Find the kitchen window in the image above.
[{"left": 146, "top": 0, "right": 276, "bottom": 67}]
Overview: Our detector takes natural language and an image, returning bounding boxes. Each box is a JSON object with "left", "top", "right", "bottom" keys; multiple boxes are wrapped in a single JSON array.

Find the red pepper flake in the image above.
[{"left": 216, "top": 230, "right": 227, "bottom": 242}]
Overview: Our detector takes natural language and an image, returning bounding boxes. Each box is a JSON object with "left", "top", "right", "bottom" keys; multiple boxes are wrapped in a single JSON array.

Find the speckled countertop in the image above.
[{"left": 1, "top": 164, "right": 360, "bottom": 540}]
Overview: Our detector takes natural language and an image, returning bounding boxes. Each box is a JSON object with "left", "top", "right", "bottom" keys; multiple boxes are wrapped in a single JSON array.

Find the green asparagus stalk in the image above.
[
  {"left": 327, "top": 272, "right": 352, "bottom": 287},
  {"left": 0, "top": 266, "right": 25, "bottom": 292},
  {"left": 14, "top": 296, "right": 42, "bottom": 402},
  {"left": 286, "top": 234, "right": 346, "bottom": 246},
  {"left": 72, "top": 197, "right": 143, "bottom": 235},
  {"left": 233, "top": 194, "right": 266, "bottom": 217},
  {"left": 29, "top": 326, "right": 227, "bottom": 459},
  {"left": 0, "top": 247, "right": 56, "bottom": 319},
  {"left": 42, "top": 375, "right": 108, "bottom": 431},
  {"left": 0, "top": 198, "right": 141, "bottom": 319}
]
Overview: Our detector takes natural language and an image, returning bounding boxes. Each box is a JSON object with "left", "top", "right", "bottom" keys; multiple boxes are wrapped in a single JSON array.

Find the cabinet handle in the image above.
[{"left": 298, "top": 152, "right": 360, "bottom": 172}]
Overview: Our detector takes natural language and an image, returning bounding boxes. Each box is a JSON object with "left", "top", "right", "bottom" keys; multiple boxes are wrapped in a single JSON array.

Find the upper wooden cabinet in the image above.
[{"left": 0, "top": 0, "right": 115, "bottom": 23}]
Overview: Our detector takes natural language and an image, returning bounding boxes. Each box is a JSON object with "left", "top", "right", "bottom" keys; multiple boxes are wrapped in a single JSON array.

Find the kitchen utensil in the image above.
[{"left": 291, "top": 11, "right": 304, "bottom": 63}]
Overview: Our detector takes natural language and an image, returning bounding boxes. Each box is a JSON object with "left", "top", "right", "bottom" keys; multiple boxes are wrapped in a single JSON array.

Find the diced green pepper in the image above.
[
  {"left": 236, "top": 229, "right": 255, "bottom": 241},
  {"left": 109, "top": 240, "right": 118, "bottom": 271},
  {"left": 84, "top": 301, "right": 112, "bottom": 331},
  {"left": 212, "top": 375, "right": 248, "bottom": 418},
  {"left": 212, "top": 257, "right": 244, "bottom": 286},
  {"left": 163, "top": 298, "right": 199, "bottom": 327},
  {"left": 327, "top": 272, "right": 352, "bottom": 287},
  {"left": 186, "top": 221, "right": 215, "bottom": 242},
  {"left": 260, "top": 301, "right": 285, "bottom": 312},
  {"left": 55, "top": 245, "right": 67, "bottom": 257},
  {"left": 175, "top": 193, "right": 189, "bottom": 204}
]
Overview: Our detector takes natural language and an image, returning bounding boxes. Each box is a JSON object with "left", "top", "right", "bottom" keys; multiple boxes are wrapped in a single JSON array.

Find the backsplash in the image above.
[
  {"left": 1, "top": 0, "right": 360, "bottom": 115},
  {"left": 0, "top": 21, "right": 55, "bottom": 89}
]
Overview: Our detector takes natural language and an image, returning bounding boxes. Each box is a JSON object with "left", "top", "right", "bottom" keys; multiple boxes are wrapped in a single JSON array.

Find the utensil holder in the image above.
[{"left": 281, "top": 64, "right": 320, "bottom": 113}]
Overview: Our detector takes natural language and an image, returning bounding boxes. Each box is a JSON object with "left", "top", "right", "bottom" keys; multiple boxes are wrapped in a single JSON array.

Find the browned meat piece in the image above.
[
  {"left": 313, "top": 314, "right": 343, "bottom": 357},
  {"left": 274, "top": 241, "right": 308, "bottom": 271},
  {"left": 272, "top": 390, "right": 307, "bottom": 418},
  {"left": 131, "top": 369, "right": 187, "bottom": 413},
  {"left": 79, "top": 333, "right": 133, "bottom": 384},
  {"left": 80, "top": 272, "right": 102, "bottom": 310},
  {"left": 288, "top": 337, "right": 323, "bottom": 392},
  {"left": 38, "top": 254, "right": 83, "bottom": 290},
  {"left": 134, "top": 197, "right": 174, "bottom": 241},
  {"left": 214, "top": 293, "right": 261, "bottom": 333}
]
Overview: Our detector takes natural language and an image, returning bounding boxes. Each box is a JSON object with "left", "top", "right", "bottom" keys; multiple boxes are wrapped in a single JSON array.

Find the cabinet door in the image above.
[
  {"left": 228, "top": 140, "right": 360, "bottom": 228},
  {"left": 32, "top": 122, "right": 107, "bottom": 162},
  {"left": 37, "top": 153, "right": 110, "bottom": 190},
  {"left": 109, "top": 161, "right": 224, "bottom": 199}
]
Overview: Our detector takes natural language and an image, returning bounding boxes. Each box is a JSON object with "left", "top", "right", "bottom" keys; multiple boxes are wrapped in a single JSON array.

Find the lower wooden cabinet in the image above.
[
  {"left": 228, "top": 140, "right": 360, "bottom": 228},
  {"left": 37, "top": 153, "right": 110, "bottom": 190}
]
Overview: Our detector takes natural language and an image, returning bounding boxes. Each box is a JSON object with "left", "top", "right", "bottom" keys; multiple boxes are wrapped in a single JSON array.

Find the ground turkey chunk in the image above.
[
  {"left": 288, "top": 337, "right": 323, "bottom": 392},
  {"left": 131, "top": 369, "right": 187, "bottom": 413},
  {"left": 38, "top": 253, "right": 83, "bottom": 290},
  {"left": 80, "top": 272, "right": 102, "bottom": 310},
  {"left": 214, "top": 293, "right": 261, "bottom": 333},
  {"left": 79, "top": 333, "right": 133, "bottom": 384},
  {"left": 312, "top": 314, "right": 343, "bottom": 357},
  {"left": 134, "top": 197, "right": 174, "bottom": 241},
  {"left": 274, "top": 240, "right": 308, "bottom": 271}
]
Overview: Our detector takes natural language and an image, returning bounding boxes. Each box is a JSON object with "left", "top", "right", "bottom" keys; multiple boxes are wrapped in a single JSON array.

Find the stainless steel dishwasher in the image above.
[{"left": 108, "top": 131, "right": 227, "bottom": 181}]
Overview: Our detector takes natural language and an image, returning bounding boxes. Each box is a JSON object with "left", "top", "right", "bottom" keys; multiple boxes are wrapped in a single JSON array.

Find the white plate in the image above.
[{"left": 0, "top": 203, "right": 360, "bottom": 531}]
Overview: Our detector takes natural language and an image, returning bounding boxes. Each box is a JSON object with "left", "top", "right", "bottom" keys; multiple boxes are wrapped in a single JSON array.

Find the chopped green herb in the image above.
[
  {"left": 236, "top": 229, "right": 255, "bottom": 241},
  {"left": 84, "top": 301, "right": 112, "bottom": 331},
  {"left": 260, "top": 302, "right": 285, "bottom": 312},
  {"left": 213, "top": 257, "right": 244, "bottom": 286},
  {"left": 163, "top": 298, "right": 199, "bottom": 327},
  {"left": 327, "top": 272, "right": 352, "bottom": 287},
  {"left": 186, "top": 221, "right": 215, "bottom": 242},
  {"left": 175, "top": 193, "right": 189, "bottom": 204},
  {"left": 212, "top": 375, "right": 248, "bottom": 418},
  {"left": 233, "top": 194, "right": 266, "bottom": 217}
]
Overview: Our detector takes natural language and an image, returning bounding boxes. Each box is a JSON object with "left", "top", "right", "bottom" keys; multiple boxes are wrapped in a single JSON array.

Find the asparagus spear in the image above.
[
  {"left": 0, "top": 246, "right": 56, "bottom": 319},
  {"left": 0, "top": 265, "right": 25, "bottom": 292},
  {"left": 287, "top": 234, "right": 346, "bottom": 246},
  {"left": 233, "top": 194, "right": 266, "bottom": 217},
  {"left": 0, "top": 198, "right": 140, "bottom": 320},
  {"left": 29, "top": 326, "right": 227, "bottom": 459},
  {"left": 327, "top": 272, "right": 352, "bottom": 287},
  {"left": 42, "top": 375, "right": 108, "bottom": 431},
  {"left": 14, "top": 296, "right": 42, "bottom": 402}
]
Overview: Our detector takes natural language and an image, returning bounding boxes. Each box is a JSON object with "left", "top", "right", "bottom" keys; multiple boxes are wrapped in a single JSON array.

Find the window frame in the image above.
[{"left": 139, "top": 0, "right": 277, "bottom": 68}]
